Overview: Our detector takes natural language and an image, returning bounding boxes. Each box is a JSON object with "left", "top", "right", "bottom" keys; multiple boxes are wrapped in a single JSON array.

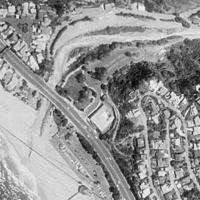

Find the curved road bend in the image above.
[{"left": 0, "top": 39, "right": 135, "bottom": 200}]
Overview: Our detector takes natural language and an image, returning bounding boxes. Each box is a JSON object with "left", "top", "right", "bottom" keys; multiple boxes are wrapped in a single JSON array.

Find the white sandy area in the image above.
[
  {"left": 53, "top": 13, "right": 182, "bottom": 53},
  {"left": 49, "top": 55, "right": 78, "bottom": 88},
  {"left": 0, "top": 85, "right": 92, "bottom": 200}
]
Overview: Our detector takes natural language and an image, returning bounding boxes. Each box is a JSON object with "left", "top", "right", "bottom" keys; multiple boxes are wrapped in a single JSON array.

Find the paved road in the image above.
[
  {"left": 164, "top": 112, "right": 182, "bottom": 200},
  {"left": 0, "top": 39, "right": 135, "bottom": 200},
  {"left": 139, "top": 96, "right": 161, "bottom": 200}
]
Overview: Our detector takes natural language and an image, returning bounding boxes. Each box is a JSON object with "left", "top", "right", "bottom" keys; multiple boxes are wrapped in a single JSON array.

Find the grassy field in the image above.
[
  {"left": 64, "top": 70, "right": 97, "bottom": 111},
  {"left": 64, "top": 70, "right": 84, "bottom": 101},
  {"left": 87, "top": 45, "right": 143, "bottom": 79}
]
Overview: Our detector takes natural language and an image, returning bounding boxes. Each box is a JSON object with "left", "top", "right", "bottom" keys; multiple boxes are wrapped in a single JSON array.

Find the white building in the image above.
[
  {"left": 29, "top": 2, "right": 36, "bottom": 14},
  {"left": 29, "top": 56, "right": 39, "bottom": 71},
  {"left": 8, "top": 5, "right": 16, "bottom": 15},
  {"left": 22, "top": 2, "right": 29, "bottom": 16},
  {"left": 132, "top": 2, "right": 146, "bottom": 11},
  {"left": 36, "top": 53, "right": 44, "bottom": 64},
  {"left": 0, "top": 9, "right": 7, "bottom": 18}
]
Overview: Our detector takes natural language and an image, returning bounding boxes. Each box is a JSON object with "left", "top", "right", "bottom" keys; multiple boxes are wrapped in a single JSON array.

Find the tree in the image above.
[
  {"left": 55, "top": 85, "right": 68, "bottom": 98},
  {"left": 55, "top": 85, "right": 63, "bottom": 95},
  {"left": 93, "top": 67, "right": 107, "bottom": 81},
  {"left": 75, "top": 72, "right": 86, "bottom": 83},
  {"left": 124, "top": 51, "right": 132, "bottom": 57},
  {"left": 53, "top": 109, "right": 68, "bottom": 127},
  {"left": 101, "top": 83, "right": 108, "bottom": 91},
  {"left": 115, "top": 118, "right": 134, "bottom": 141},
  {"left": 166, "top": 39, "right": 200, "bottom": 102},
  {"left": 108, "top": 61, "right": 154, "bottom": 105},
  {"left": 182, "top": 188, "right": 200, "bottom": 200},
  {"left": 36, "top": 59, "right": 53, "bottom": 77},
  {"left": 78, "top": 87, "right": 90, "bottom": 102},
  {"left": 36, "top": 99, "right": 41, "bottom": 110},
  {"left": 47, "top": 0, "right": 66, "bottom": 16},
  {"left": 118, "top": 101, "right": 133, "bottom": 116},
  {"left": 17, "top": 23, "right": 29, "bottom": 33},
  {"left": 0, "top": 0, "right": 8, "bottom": 7},
  {"left": 61, "top": 88, "right": 69, "bottom": 98}
]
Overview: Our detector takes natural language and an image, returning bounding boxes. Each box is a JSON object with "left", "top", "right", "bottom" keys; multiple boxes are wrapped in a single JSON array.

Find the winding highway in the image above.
[{"left": 0, "top": 38, "right": 135, "bottom": 200}]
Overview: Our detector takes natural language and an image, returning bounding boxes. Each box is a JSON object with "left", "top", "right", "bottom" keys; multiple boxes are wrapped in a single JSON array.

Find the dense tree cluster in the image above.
[
  {"left": 174, "top": 15, "right": 191, "bottom": 28},
  {"left": 17, "top": 22, "right": 29, "bottom": 33},
  {"left": 47, "top": 0, "right": 71, "bottom": 16},
  {"left": 182, "top": 188, "right": 200, "bottom": 200},
  {"left": 35, "top": 58, "right": 54, "bottom": 78},
  {"left": 69, "top": 16, "right": 92, "bottom": 25},
  {"left": 53, "top": 109, "right": 68, "bottom": 127},
  {"left": 116, "top": 11, "right": 156, "bottom": 20},
  {"left": 108, "top": 38, "right": 200, "bottom": 107},
  {"left": 55, "top": 85, "right": 69, "bottom": 98},
  {"left": 115, "top": 118, "right": 134, "bottom": 141},
  {"left": 91, "top": 67, "right": 107, "bottom": 81},
  {"left": 108, "top": 61, "right": 154, "bottom": 106},
  {"left": 144, "top": 0, "right": 170, "bottom": 13},
  {"left": 118, "top": 101, "right": 133, "bottom": 116},
  {"left": 105, "top": 61, "right": 154, "bottom": 151},
  {"left": 78, "top": 86, "right": 90, "bottom": 103},
  {"left": 86, "top": 26, "right": 147, "bottom": 36},
  {"left": 56, "top": 42, "right": 119, "bottom": 80},
  {"left": 75, "top": 72, "right": 86, "bottom": 83},
  {"left": 46, "top": 0, "right": 96, "bottom": 16},
  {"left": 143, "top": 0, "right": 200, "bottom": 14},
  {"left": 111, "top": 148, "right": 140, "bottom": 200},
  {"left": 124, "top": 51, "right": 132, "bottom": 57},
  {"left": 84, "top": 43, "right": 117, "bottom": 62},
  {"left": 166, "top": 39, "right": 200, "bottom": 101}
]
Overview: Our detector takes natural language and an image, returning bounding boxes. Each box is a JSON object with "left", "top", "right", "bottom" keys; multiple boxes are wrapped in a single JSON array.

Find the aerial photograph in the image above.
[{"left": 1, "top": 0, "right": 200, "bottom": 200}]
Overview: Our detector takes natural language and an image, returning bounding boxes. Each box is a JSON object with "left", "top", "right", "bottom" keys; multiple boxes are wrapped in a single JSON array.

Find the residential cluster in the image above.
[
  {"left": 141, "top": 95, "right": 178, "bottom": 200},
  {"left": 0, "top": 21, "right": 40, "bottom": 71},
  {"left": 149, "top": 79, "right": 189, "bottom": 113},
  {"left": 0, "top": 1, "right": 53, "bottom": 73},
  {"left": 148, "top": 79, "right": 200, "bottom": 198},
  {"left": 125, "top": 91, "right": 160, "bottom": 200},
  {"left": 186, "top": 102, "right": 200, "bottom": 185},
  {"left": 120, "top": 77, "right": 200, "bottom": 200},
  {"left": 0, "top": 1, "right": 56, "bottom": 109},
  {"left": 0, "top": 2, "right": 36, "bottom": 18},
  {"left": 168, "top": 112, "right": 196, "bottom": 197},
  {"left": 0, "top": 58, "right": 41, "bottom": 110}
]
